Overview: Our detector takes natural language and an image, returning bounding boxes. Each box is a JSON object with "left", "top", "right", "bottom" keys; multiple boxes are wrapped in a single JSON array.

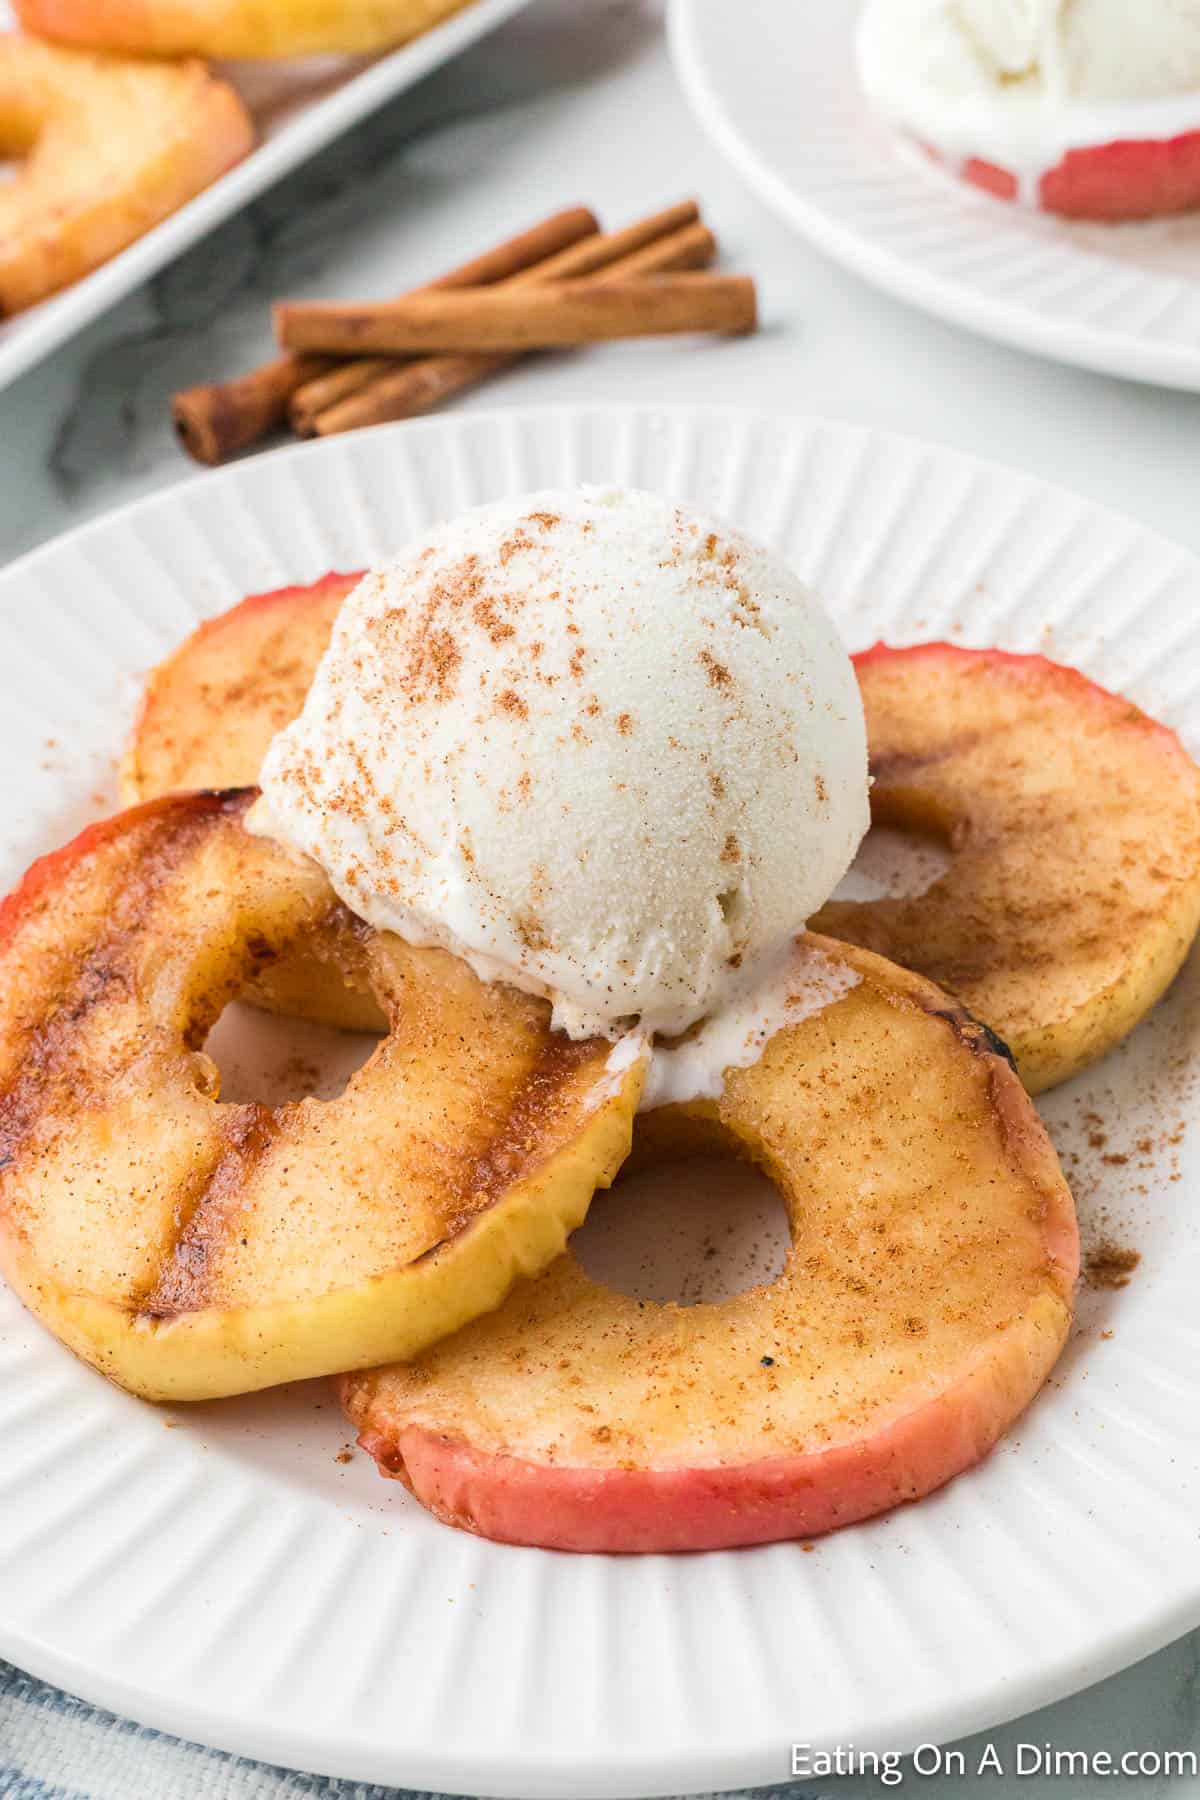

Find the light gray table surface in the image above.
[{"left": 2, "top": 3, "right": 1199, "bottom": 1795}]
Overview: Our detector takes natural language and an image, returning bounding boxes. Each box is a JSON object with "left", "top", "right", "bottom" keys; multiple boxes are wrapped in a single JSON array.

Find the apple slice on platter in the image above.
[
  {"left": 120, "top": 570, "right": 358, "bottom": 805},
  {"left": 814, "top": 643, "right": 1200, "bottom": 1093},
  {"left": 344, "top": 935, "right": 1078, "bottom": 1554},
  {"left": 0, "top": 789, "right": 643, "bottom": 1401}
]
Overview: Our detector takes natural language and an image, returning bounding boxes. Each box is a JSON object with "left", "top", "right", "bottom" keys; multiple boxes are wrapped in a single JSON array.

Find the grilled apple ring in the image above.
[
  {"left": 15, "top": 0, "right": 479, "bottom": 59},
  {"left": 813, "top": 644, "right": 1200, "bottom": 1093},
  {"left": 120, "top": 571, "right": 360, "bottom": 808},
  {"left": 343, "top": 936, "right": 1078, "bottom": 1553},
  {"left": 0, "top": 791, "right": 643, "bottom": 1402},
  {"left": 0, "top": 33, "right": 253, "bottom": 316}
]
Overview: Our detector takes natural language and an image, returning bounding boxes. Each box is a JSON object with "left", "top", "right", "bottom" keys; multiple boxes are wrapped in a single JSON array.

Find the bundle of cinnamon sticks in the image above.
[{"left": 172, "top": 199, "right": 754, "bottom": 466}]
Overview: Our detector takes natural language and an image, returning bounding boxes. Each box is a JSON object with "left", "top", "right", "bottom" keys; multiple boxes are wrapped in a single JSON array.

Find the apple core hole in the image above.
[
  {"left": 572, "top": 1147, "right": 790, "bottom": 1305},
  {"left": 201, "top": 1001, "right": 382, "bottom": 1105},
  {"left": 832, "top": 822, "right": 953, "bottom": 904}
]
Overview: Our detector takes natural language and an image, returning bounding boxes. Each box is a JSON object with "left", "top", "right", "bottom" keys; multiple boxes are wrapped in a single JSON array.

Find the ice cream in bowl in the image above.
[{"left": 857, "top": 0, "right": 1200, "bottom": 218}]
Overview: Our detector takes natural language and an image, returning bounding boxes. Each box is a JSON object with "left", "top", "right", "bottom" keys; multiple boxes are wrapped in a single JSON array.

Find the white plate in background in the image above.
[
  {"left": 670, "top": 0, "right": 1200, "bottom": 391},
  {"left": 0, "top": 0, "right": 536, "bottom": 392},
  {"left": 1, "top": 405, "right": 1200, "bottom": 1793}
]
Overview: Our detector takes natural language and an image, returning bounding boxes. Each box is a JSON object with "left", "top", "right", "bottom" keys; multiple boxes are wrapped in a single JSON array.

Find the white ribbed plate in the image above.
[
  {"left": 2, "top": 406, "right": 1200, "bottom": 1795},
  {"left": 670, "top": 0, "right": 1200, "bottom": 391},
  {"left": 0, "top": 0, "right": 536, "bottom": 393}
]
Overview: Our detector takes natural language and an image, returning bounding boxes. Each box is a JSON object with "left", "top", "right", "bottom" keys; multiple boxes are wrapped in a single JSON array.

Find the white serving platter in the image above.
[{"left": 0, "top": 0, "right": 536, "bottom": 392}]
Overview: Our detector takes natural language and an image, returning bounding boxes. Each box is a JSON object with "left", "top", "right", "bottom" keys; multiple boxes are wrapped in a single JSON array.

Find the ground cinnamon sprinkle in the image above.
[
  {"left": 498, "top": 532, "right": 534, "bottom": 566},
  {"left": 280, "top": 1054, "right": 322, "bottom": 1096},
  {"left": 516, "top": 911, "right": 550, "bottom": 952},
  {"left": 1085, "top": 1240, "right": 1142, "bottom": 1290},
  {"left": 473, "top": 596, "right": 516, "bottom": 643},
  {"left": 698, "top": 648, "right": 732, "bottom": 689},
  {"left": 404, "top": 624, "right": 461, "bottom": 704}
]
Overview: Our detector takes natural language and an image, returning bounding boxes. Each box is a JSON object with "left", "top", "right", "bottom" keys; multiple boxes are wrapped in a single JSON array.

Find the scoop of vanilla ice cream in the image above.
[
  {"left": 1054, "top": 0, "right": 1200, "bottom": 103},
  {"left": 953, "top": 0, "right": 1044, "bottom": 78},
  {"left": 967, "top": 0, "right": 1200, "bottom": 103},
  {"left": 859, "top": 0, "right": 1200, "bottom": 165},
  {"left": 259, "top": 487, "right": 868, "bottom": 1041}
]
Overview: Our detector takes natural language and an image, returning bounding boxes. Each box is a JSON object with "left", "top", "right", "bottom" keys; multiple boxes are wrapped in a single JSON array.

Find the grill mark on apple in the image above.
[
  {"left": 131, "top": 837, "right": 359, "bottom": 1315},
  {"left": 415, "top": 1031, "right": 608, "bottom": 1254},
  {"left": 0, "top": 790, "right": 293, "bottom": 1308},
  {"left": 138, "top": 1104, "right": 278, "bottom": 1317},
  {"left": 0, "top": 800, "right": 227, "bottom": 1185},
  {"left": 0, "top": 947, "right": 135, "bottom": 1180}
]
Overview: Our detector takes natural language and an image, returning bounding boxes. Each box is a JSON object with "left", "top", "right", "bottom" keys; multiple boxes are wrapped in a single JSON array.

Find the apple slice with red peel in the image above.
[
  {"left": 924, "top": 132, "right": 1200, "bottom": 221},
  {"left": 1030, "top": 130, "right": 1200, "bottom": 221},
  {"left": 120, "top": 570, "right": 358, "bottom": 805},
  {"left": 343, "top": 935, "right": 1077, "bottom": 1554},
  {"left": 0, "top": 789, "right": 644, "bottom": 1401},
  {"left": 812, "top": 643, "right": 1200, "bottom": 1094}
]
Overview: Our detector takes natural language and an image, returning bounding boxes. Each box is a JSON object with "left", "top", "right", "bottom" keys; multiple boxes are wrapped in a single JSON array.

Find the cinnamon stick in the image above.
[
  {"left": 506, "top": 198, "right": 700, "bottom": 284},
  {"left": 308, "top": 221, "right": 717, "bottom": 438},
  {"left": 608, "top": 221, "right": 716, "bottom": 277},
  {"left": 288, "top": 200, "right": 701, "bottom": 435},
  {"left": 171, "top": 204, "right": 599, "bottom": 464},
  {"left": 277, "top": 274, "right": 756, "bottom": 356},
  {"left": 173, "top": 353, "right": 328, "bottom": 468},
  {"left": 286, "top": 355, "right": 397, "bottom": 436}
]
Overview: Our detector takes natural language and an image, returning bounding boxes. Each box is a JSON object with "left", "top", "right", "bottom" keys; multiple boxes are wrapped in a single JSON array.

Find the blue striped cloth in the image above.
[
  {"left": 0, "top": 1662, "right": 785, "bottom": 1800},
  {"left": 0, "top": 1661, "right": 419, "bottom": 1799},
  {"left": 7, "top": 1632, "right": 1200, "bottom": 1800}
]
